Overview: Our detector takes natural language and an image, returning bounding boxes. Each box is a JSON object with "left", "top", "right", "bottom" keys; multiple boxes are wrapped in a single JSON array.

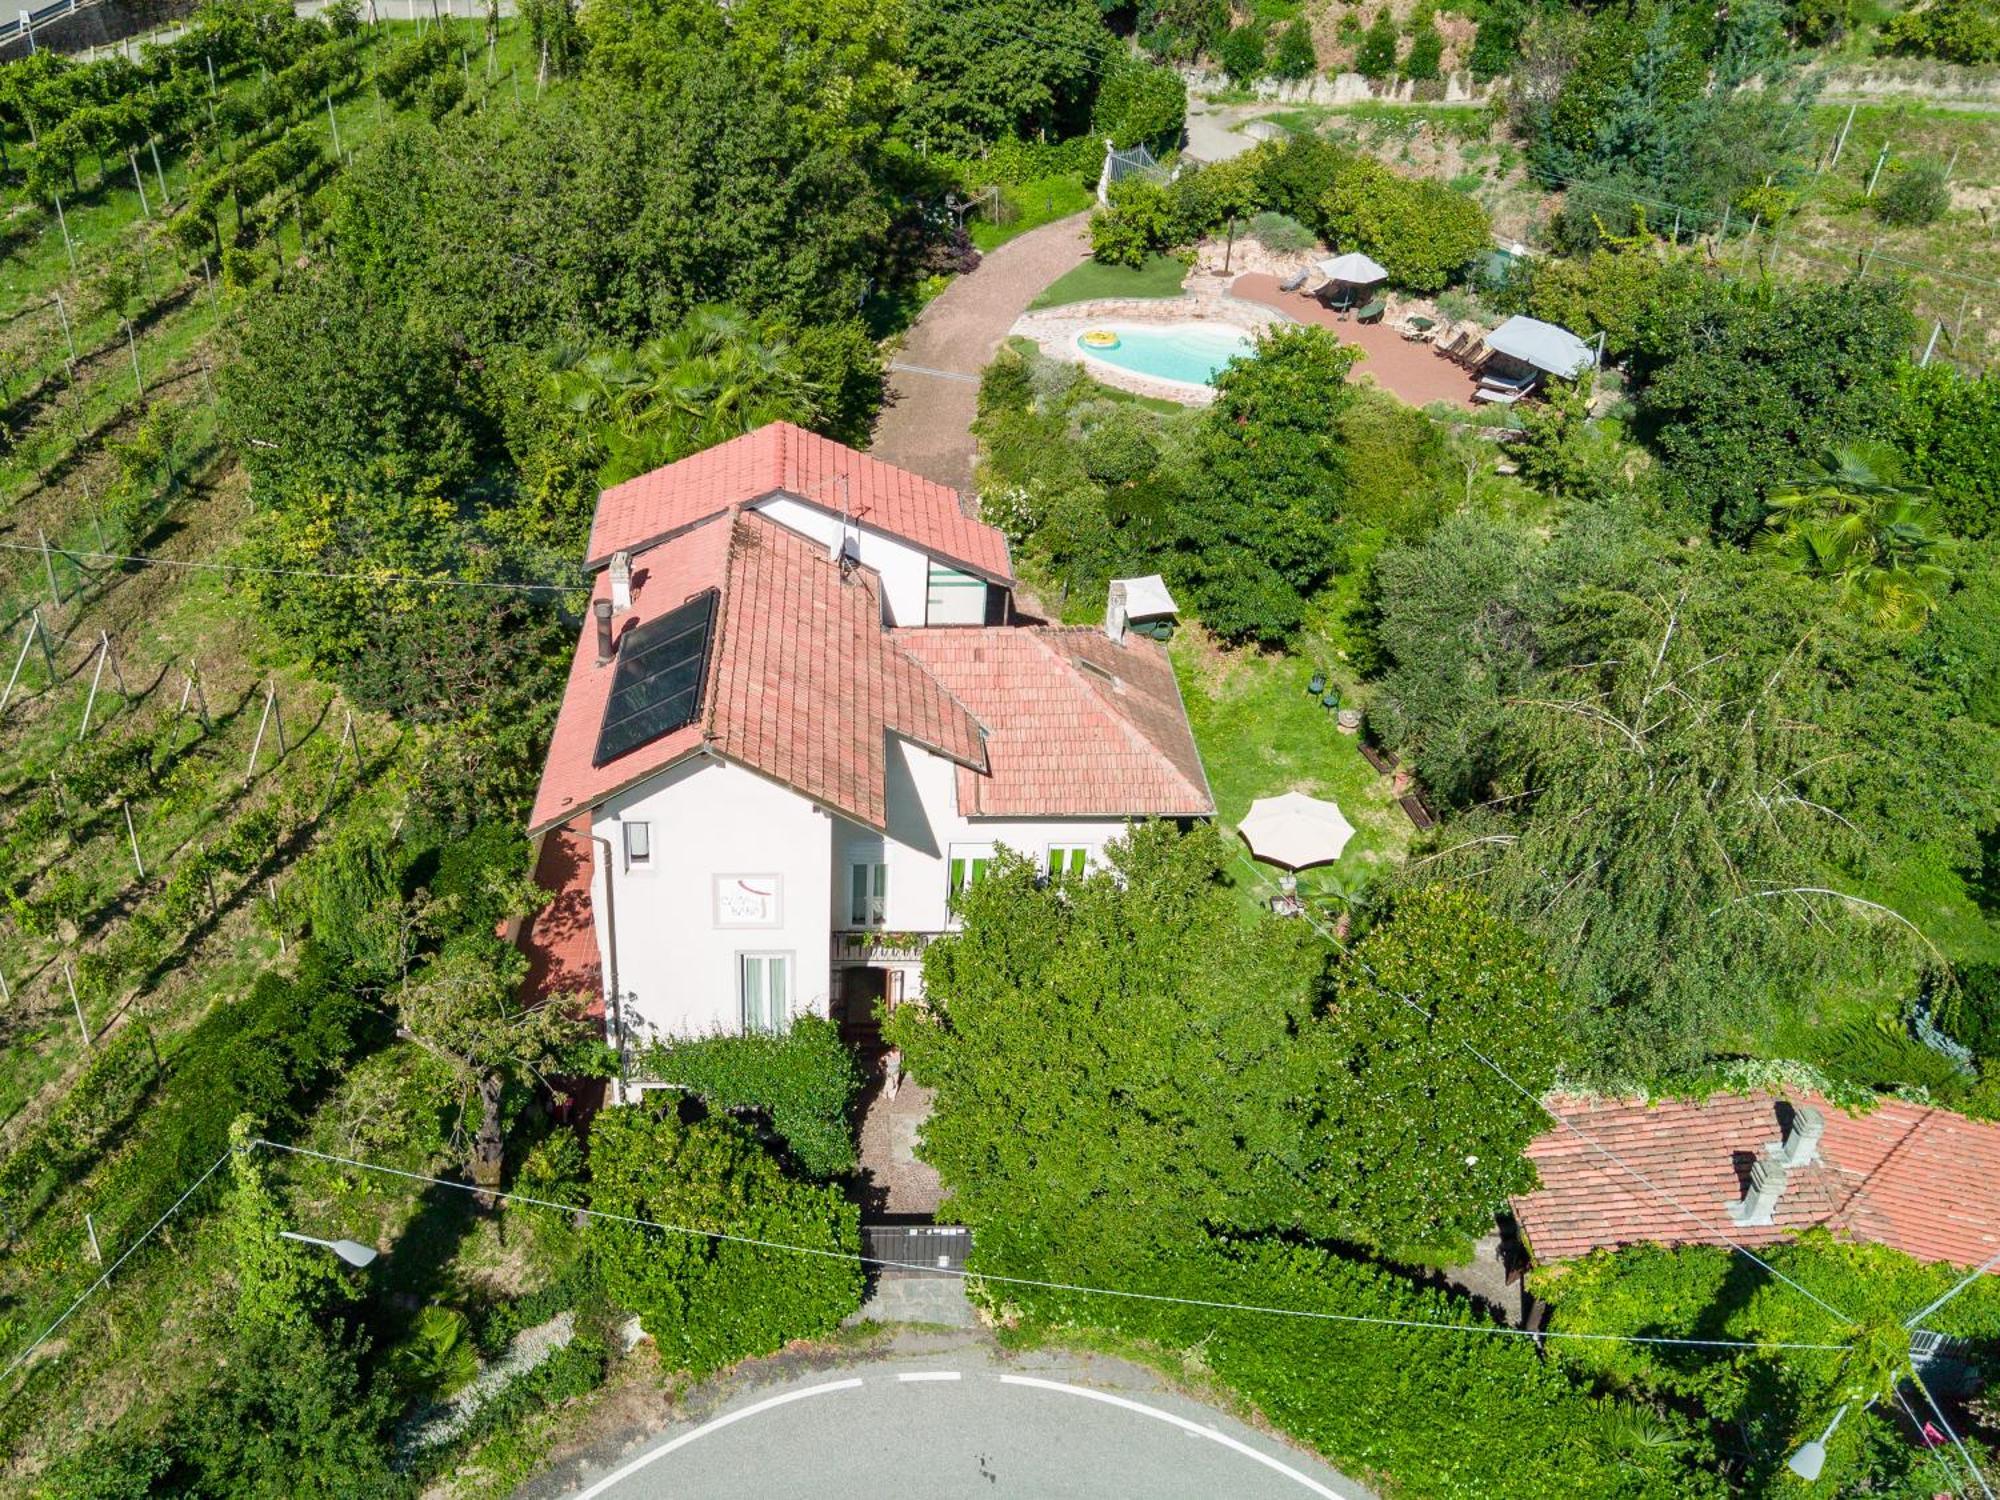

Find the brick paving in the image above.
[
  {"left": 871, "top": 214, "right": 1094, "bottom": 495},
  {"left": 1230, "top": 272, "right": 1484, "bottom": 411}
]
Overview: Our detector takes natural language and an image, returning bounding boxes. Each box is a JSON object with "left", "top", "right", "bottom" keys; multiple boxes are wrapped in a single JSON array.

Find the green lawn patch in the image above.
[
  {"left": 969, "top": 175, "right": 1095, "bottom": 253},
  {"left": 1028, "top": 253, "right": 1188, "bottom": 309},
  {"left": 1170, "top": 636, "right": 1410, "bottom": 920}
]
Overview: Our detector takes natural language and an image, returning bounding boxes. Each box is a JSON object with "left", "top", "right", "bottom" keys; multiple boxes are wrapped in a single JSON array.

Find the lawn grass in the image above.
[
  {"left": 1170, "top": 631, "right": 1411, "bottom": 922},
  {"left": 969, "top": 175, "right": 1095, "bottom": 253},
  {"left": 1028, "top": 253, "right": 1189, "bottom": 309}
]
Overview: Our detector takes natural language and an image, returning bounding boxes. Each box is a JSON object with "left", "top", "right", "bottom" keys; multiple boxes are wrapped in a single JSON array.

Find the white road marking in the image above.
[
  {"left": 998, "top": 1375, "right": 1350, "bottom": 1499},
  {"left": 897, "top": 1370, "right": 963, "bottom": 1382},
  {"left": 566, "top": 1378, "right": 864, "bottom": 1499}
]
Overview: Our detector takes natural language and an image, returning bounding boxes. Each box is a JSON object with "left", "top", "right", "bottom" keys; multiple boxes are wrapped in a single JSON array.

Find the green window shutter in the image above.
[
  {"left": 1047, "top": 848, "right": 1061, "bottom": 877},
  {"left": 950, "top": 857, "right": 965, "bottom": 893},
  {"left": 1067, "top": 847, "right": 1086, "bottom": 876}
]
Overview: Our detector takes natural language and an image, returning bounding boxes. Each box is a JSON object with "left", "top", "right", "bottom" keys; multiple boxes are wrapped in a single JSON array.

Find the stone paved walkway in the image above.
[{"left": 871, "top": 214, "right": 1094, "bottom": 496}]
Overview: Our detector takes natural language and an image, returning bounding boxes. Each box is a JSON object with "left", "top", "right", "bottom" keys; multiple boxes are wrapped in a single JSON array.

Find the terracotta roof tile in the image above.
[
  {"left": 1512, "top": 1092, "right": 2000, "bottom": 1267},
  {"left": 531, "top": 512, "right": 986, "bottom": 836},
  {"left": 512, "top": 819, "right": 603, "bottom": 1019},
  {"left": 586, "top": 422, "right": 1012, "bottom": 583},
  {"left": 895, "top": 626, "right": 1214, "bottom": 818}
]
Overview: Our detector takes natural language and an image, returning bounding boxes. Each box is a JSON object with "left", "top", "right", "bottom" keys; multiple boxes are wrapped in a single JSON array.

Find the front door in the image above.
[{"left": 835, "top": 966, "right": 890, "bottom": 1053}]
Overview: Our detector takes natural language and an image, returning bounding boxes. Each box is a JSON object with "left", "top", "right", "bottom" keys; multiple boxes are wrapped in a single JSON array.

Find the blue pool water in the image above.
[{"left": 1076, "top": 323, "right": 1254, "bottom": 387}]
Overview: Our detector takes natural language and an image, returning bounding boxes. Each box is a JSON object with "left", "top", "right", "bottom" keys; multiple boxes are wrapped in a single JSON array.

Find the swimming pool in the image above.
[{"left": 1074, "top": 322, "right": 1255, "bottom": 388}]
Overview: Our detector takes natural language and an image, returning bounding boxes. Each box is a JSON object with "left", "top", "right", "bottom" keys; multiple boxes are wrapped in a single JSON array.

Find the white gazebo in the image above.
[
  {"left": 1237, "top": 792, "right": 1356, "bottom": 872},
  {"left": 1482, "top": 315, "right": 1595, "bottom": 378}
]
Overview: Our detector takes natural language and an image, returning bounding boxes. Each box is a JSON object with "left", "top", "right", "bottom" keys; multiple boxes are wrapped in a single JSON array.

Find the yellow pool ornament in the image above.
[{"left": 1080, "top": 329, "right": 1120, "bottom": 349}]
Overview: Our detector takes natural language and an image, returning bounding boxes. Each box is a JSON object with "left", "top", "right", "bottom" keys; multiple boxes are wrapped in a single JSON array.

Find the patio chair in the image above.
[
  {"left": 1434, "top": 331, "right": 1472, "bottom": 362},
  {"left": 1278, "top": 267, "right": 1312, "bottom": 293},
  {"left": 1454, "top": 339, "right": 1491, "bottom": 368}
]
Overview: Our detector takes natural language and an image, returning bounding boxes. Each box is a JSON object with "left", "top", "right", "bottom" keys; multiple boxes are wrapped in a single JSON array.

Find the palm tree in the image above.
[
  {"left": 550, "top": 305, "right": 816, "bottom": 485},
  {"left": 1757, "top": 445, "right": 1955, "bottom": 630}
]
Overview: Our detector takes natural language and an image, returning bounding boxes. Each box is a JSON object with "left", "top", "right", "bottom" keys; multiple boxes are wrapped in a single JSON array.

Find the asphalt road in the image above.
[{"left": 548, "top": 1343, "right": 1373, "bottom": 1500}]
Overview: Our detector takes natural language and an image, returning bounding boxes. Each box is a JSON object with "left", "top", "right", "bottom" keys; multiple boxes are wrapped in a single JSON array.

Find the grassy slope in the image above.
[
  {"left": 0, "top": 19, "right": 561, "bottom": 1476},
  {"left": 1029, "top": 252, "right": 1189, "bottom": 309}
]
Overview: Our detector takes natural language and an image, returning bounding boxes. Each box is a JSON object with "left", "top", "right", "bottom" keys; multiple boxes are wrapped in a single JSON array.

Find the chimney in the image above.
[
  {"left": 1731, "top": 1154, "right": 1788, "bottom": 1227},
  {"left": 1104, "top": 581, "right": 1128, "bottom": 645},
  {"left": 1778, "top": 1104, "right": 1825, "bottom": 1168},
  {"left": 609, "top": 550, "right": 633, "bottom": 612},
  {"left": 593, "top": 599, "right": 615, "bottom": 666}
]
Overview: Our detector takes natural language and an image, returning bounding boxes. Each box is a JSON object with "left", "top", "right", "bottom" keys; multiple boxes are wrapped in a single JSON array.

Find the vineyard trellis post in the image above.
[
  {"left": 1866, "top": 145, "right": 1888, "bottom": 198},
  {"left": 38, "top": 530, "right": 62, "bottom": 608},
  {"left": 34, "top": 609, "right": 56, "bottom": 685},
  {"left": 123, "top": 802, "right": 144, "bottom": 880},
  {"left": 267, "top": 878, "right": 284, "bottom": 955},
  {"left": 147, "top": 136, "right": 167, "bottom": 203},
  {"left": 123, "top": 319, "right": 143, "bottom": 398},
  {"left": 84, "top": 1213, "right": 101, "bottom": 1265},
  {"left": 78, "top": 633, "right": 110, "bottom": 739},
  {"left": 64, "top": 962, "right": 91, "bottom": 1048},
  {"left": 51, "top": 290, "right": 77, "bottom": 371},
  {"left": 0, "top": 616, "right": 38, "bottom": 715},
  {"left": 178, "top": 659, "right": 211, "bottom": 732},
  {"left": 128, "top": 149, "right": 150, "bottom": 218},
  {"left": 325, "top": 91, "right": 342, "bottom": 157},
  {"left": 0, "top": 968, "right": 10, "bottom": 1006},
  {"left": 103, "top": 632, "right": 126, "bottom": 696},
  {"left": 51, "top": 192, "right": 76, "bottom": 272}
]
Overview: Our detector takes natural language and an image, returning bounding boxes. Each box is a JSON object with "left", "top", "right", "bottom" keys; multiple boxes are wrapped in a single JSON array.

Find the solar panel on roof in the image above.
[{"left": 593, "top": 589, "right": 718, "bottom": 767}]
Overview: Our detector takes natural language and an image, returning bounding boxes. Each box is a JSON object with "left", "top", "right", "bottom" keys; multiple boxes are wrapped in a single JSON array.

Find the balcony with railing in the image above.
[{"left": 830, "top": 929, "right": 938, "bottom": 964}]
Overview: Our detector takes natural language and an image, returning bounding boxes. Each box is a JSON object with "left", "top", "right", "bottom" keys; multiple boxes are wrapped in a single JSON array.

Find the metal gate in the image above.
[{"left": 862, "top": 1223, "right": 970, "bottom": 1276}]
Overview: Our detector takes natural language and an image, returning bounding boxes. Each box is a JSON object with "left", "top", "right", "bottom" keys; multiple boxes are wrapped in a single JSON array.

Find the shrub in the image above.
[
  {"left": 1354, "top": 8, "right": 1399, "bottom": 78},
  {"left": 586, "top": 1105, "right": 862, "bottom": 1376},
  {"left": 1271, "top": 21, "right": 1318, "bottom": 82},
  {"left": 1404, "top": 20, "right": 1444, "bottom": 80},
  {"left": 1872, "top": 160, "right": 1949, "bottom": 227},
  {"left": 1216, "top": 23, "right": 1268, "bottom": 86},
  {"left": 1320, "top": 157, "right": 1490, "bottom": 291},
  {"left": 1894, "top": 365, "right": 2000, "bottom": 539},
  {"left": 640, "top": 1014, "right": 864, "bottom": 1179},
  {"left": 1092, "top": 53, "right": 1187, "bottom": 148},
  {"left": 1089, "top": 177, "right": 1184, "bottom": 266},
  {"left": 1246, "top": 209, "right": 1314, "bottom": 252},
  {"left": 1005, "top": 1237, "right": 1719, "bottom": 1498},
  {"left": 1879, "top": 0, "right": 2000, "bottom": 63}
]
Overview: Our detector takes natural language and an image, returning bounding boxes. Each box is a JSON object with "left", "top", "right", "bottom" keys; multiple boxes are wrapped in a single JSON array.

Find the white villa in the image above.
[{"left": 522, "top": 423, "right": 1213, "bottom": 1073}]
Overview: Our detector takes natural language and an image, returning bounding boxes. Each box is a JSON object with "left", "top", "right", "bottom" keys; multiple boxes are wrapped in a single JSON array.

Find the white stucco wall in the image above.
[
  {"left": 832, "top": 738, "right": 1131, "bottom": 945},
  {"left": 591, "top": 753, "right": 833, "bottom": 1044},
  {"left": 752, "top": 496, "right": 935, "bottom": 626}
]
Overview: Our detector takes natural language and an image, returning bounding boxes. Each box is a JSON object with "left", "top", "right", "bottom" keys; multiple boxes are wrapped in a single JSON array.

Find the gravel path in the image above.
[{"left": 871, "top": 214, "right": 1094, "bottom": 497}]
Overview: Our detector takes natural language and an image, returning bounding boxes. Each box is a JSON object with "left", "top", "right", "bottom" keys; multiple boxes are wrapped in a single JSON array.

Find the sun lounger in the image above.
[
  {"left": 1480, "top": 371, "right": 1535, "bottom": 392},
  {"left": 1474, "top": 387, "right": 1526, "bottom": 405},
  {"left": 1434, "top": 331, "right": 1471, "bottom": 361},
  {"left": 1278, "top": 268, "right": 1311, "bottom": 293}
]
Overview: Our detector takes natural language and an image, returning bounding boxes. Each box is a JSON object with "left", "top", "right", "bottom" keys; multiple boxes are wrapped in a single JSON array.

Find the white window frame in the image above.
[
  {"left": 1045, "top": 843, "right": 1089, "bottom": 879},
  {"left": 738, "top": 951, "right": 793, "bottom": 1034},
  {"left": 849, "top": 861, "right": 888, "bottom": 927},
  {"left": 623, "top": 820, "right": 652, "bottom": 870},
  {"left": 946, "top": 844, "right": 996, "bottom": 904}
]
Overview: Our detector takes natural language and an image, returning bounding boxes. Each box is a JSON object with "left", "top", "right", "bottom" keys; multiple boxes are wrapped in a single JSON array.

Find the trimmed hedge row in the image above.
[
  {"left": 640, "top": 1014, "right": 862, "bottom": 1180},
  {"left": 999, "top": 1238, "right": 1722, "bottom": 1500}
]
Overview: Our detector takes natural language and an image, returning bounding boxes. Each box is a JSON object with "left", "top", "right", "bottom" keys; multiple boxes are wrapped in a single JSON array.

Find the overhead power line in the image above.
[
  {"left": 1227, "top": 854, "right": 1860, "bottom": 1330},
  {"left": 0, "top": 539, "right": 589, "bottom": 595},
  {"left": 0, "top": 1136, "right": 1852, "bottom": 1395}
]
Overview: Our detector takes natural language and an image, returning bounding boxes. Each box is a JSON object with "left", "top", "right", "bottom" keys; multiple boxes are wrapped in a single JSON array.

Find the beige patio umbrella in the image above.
[{"left": 1236, "top": 792, "right": 1355, "bottom": 871}]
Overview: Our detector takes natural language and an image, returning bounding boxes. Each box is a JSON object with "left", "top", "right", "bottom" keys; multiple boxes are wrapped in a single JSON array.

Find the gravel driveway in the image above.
[{"left": 871, "top": 214, "right": 1093, "bottom": 496}]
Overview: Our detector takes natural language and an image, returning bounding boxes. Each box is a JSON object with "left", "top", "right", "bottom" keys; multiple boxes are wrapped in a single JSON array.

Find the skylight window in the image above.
[{"left": 593, "top": 590, "right": 718, "bottom": 766}]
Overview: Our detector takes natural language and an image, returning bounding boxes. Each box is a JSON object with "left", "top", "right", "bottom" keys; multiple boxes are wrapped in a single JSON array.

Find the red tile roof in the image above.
[
  {"left": 1513, "top": 1092, "right": 2000, "bottom": 1267},
  {"left": 895, "top": 626, "right": 1214, "bottom": 818},
  {"left": 585, "top": 422, "right": 1013, "bottom": 584},
  {"left": 513, "top": 819, "right": 603, "bottom": 1019},
  {"left": 530, "top": 511, "right": 987, "bottom": 836}
]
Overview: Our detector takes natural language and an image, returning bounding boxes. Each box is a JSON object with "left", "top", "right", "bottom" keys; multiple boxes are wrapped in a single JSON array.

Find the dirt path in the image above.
[{"left": 870, "top": 213, "right": 1093, "bottom": 496}]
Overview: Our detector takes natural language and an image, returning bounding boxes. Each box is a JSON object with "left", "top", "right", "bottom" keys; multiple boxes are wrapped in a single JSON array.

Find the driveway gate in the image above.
[{"left": 862, "top": 1223, "right": 970, "bottom": 1276}]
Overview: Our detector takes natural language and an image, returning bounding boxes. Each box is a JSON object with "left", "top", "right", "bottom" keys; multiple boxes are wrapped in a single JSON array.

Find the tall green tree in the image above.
[
  {"left": 1172, "top": 324, "right": 1358, "bottom": 643},
  {"left": 899, "top": 0, "right": 1108, "bottom": 152}
]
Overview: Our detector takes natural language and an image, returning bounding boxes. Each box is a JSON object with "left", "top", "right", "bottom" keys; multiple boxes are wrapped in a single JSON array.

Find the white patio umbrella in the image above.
[
  {"left": 1314, "top": 251, "right": 1388, "bottom": 286},
  {"left": 1237, "top": 792, "right": 1356, "bottom": 871}
]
